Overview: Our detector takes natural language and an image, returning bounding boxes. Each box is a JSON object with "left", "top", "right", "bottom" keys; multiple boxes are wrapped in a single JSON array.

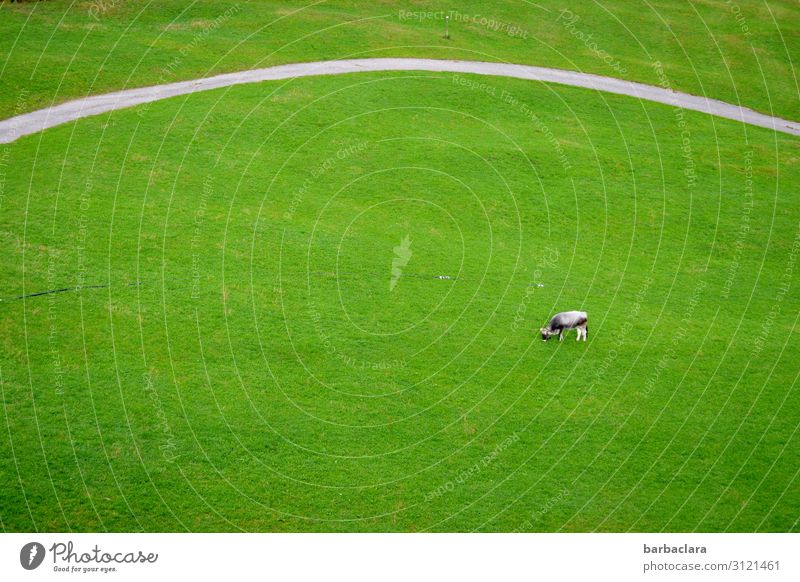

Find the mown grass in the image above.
[
  {"left": 0, "top": 0, "right": 798, "bottom": 120},
  {"left": 1, "top": 71, "right": 798, "bottom": 531}
]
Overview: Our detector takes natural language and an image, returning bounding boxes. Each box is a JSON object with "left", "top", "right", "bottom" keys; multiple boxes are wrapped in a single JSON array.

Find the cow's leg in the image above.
[
  {"left": 576, "top": 327, "right": 581, "bottom": 341},
  {"left": 559, "top": 329, "right": 564, "bottom": 341}
]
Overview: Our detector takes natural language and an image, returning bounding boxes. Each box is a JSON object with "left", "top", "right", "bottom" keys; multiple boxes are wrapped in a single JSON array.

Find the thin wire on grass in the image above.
[
  {"left": 0, "top": 270, "right": 550, "bottom": 304},
  {"left": 0, "top": 282, "right": 142, "bottom": 303}
]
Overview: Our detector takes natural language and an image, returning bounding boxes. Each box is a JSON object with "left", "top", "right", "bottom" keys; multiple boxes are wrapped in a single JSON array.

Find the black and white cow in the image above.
[{"left": 540, "top": 311, "right": 588, "bottom": 342}]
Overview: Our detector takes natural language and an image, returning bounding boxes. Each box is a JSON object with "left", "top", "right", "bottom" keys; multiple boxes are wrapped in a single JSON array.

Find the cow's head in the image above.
[{"left": 540, "top": 327, "right": 552, "bottom": 341}]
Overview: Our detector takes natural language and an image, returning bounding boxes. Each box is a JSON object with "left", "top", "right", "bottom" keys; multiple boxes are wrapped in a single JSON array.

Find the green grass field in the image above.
[
  {"left": 1, "top": 2, "right": 799, "bottom": 533},
  {"left": 1, "top": 0, "right": 798, "bottom": 118}
]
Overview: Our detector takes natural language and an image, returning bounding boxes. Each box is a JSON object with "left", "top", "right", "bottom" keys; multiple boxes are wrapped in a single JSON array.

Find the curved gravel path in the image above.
[{"left": 1, "top": 58, "right": 798, "bottom": 144}]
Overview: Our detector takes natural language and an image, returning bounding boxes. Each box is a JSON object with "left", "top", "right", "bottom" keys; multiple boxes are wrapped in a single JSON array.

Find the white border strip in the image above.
[{"left": 1, "top": 533, "right": 798, "bottom": 581}]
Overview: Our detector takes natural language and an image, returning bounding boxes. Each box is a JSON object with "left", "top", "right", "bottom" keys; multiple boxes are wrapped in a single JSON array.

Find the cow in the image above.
[{"left": 540, "top": 311, "right": 588, "bottom": 342}]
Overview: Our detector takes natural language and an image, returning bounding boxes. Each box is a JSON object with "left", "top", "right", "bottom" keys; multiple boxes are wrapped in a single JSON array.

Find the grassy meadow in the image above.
[
  {"left": 0, "top": 1, "right": 798, "bottom": 533},
  {"left": 0, "top": 0, "right": 798, "bottom": 118},
  {"left": 1, "top": 69, "right": 798, "bottom": 531}
]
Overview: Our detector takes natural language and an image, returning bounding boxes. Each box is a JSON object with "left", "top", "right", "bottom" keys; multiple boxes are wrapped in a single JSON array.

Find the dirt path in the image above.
[{"left": 1, "top": 58, "right": 798, "bottom": 144}]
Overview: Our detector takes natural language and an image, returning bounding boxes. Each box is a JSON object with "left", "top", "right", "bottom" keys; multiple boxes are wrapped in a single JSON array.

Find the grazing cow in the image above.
[{"left": 540, "top": 311, "right": 588, "bottom": 342}]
